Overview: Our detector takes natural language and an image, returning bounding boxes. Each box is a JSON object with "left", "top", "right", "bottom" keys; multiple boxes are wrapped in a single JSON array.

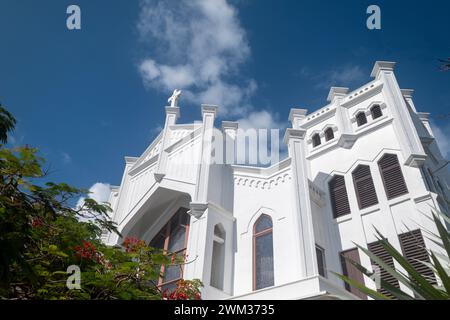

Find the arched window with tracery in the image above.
[{"left": 253, "top": 214, "right": 274, "bottom": 290}]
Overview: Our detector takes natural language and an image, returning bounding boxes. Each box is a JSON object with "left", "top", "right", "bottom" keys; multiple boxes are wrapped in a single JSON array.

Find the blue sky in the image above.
[{"left": 0, "top": 0, "right": 449, "bottom": 202}]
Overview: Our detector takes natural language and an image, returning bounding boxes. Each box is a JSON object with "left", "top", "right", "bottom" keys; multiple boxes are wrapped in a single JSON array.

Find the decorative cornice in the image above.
[
  {"left": 404, "top": 153, "right": 427, "bottom": 168},
  {"left": 401, "top": 89, "right": 414, "bottom": 99},
  {"left": 165, "top": 106, "right": 180, "bottom": 119},
  {"left": 289, "top": 108, "right": 308, "bottom": 122},
  {"left": 125, "top": 156, "right": 139, "bottom": 164},
  {"left": 341, "top": 82, "right": 383, "bottom": 108},
  {"left": 284, "top": 128, "right": 307, "bottom": 144},
  {"left": 371, "top": 61, "right": 396, "bottom": 78},
  {"left": 189, "top": 202, "right": 208, "bottom": 219},
  {"left": 154, "top": 172, "right": 165, "bottom": 182},
  {"left": 201, "top": 104, "right": 219, "bottom": 117},
  {"left": 222, "top": 121, "right": 239, "bottom": 131},
  {"left": 417, "top": 112, "right": 431, "bottom": 121},
  {"left": 327, "top": 87, "right": 349, "bottom": 102}
]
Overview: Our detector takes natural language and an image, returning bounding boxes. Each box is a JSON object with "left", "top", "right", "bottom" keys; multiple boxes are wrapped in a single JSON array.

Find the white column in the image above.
[
  {"left": 154, "top": 106, "right": 180, "bottom": 182},
  {"left": 288, "top": 108, "right": 308, "bottom": 130},
  {"left": 190, "top": 104, "right": 218, "bottom": 218},
  {"left": 222, "top": 121, "right": 239, "bottom": 165},
  {"left": 328, "top": 87, "right": 352, "bottom": 134},
  {"left": 284, "top": 113, "right": 318, "bottom": 277}
]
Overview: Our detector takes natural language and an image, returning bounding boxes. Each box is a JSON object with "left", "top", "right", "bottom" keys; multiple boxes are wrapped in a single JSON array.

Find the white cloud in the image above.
[
  {"left": 431, "top": 122, "right": 450, "bottom": 158},
  {"left": 137, "top": 0, "right": 254, "bottom": 116},
  {"left": 76, "top": 182, "right": 112, "bottom": 210},
  {"left": 137, "top": 0, "right": 286, "bottom": 164},
  {"left": 237, "top": 110, "right": 284, "bottom": 130}
]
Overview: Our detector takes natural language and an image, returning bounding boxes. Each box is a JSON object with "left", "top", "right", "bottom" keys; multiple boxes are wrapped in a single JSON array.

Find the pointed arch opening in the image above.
[
  {"left": 312, "top": 133, "right": 321, "bottom": 147},
  {"left": 253, "top": 214, "right": 274, "bottom": 291},
  {"left": 356, "top": 112, "right": 368, "bottom": 127}
]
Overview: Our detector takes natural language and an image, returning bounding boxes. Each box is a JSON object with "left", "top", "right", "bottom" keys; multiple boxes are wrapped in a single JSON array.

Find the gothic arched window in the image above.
[
  {"left": 378, "top": 154, "right": 408, "bottom": 200},
  {"left": 371, "top": 105, "right": 383, "bottom": 119},
  {"left": 253, "top": 214, "right": 274, "bottom": 290},
  {"left": 329, "top": 175, "right": 351, "bottom": 218},
  {"left": 325, "top": 128, "right": 334, "bottom": 142},
  {"left": 149, "top": 208, "right": 190, "bottom": 292},
  {"left": 356, "top": 112, "right": 368, "bottom": 127},
  {"left": 352, "top": 165, "right": 379, "bottom": 209},
  {"left": 312, "top": 133, "right": 321, "bottom": 147}
]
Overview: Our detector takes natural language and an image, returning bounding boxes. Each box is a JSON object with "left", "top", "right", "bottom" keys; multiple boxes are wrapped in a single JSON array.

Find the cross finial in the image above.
[{"left": 168, "top": 89, "right": 182, "bottom": 107}]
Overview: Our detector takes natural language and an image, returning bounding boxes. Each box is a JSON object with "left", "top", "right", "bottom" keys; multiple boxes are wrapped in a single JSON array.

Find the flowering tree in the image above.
[{"left": 0, "top": 103, "right": 202, "bottom": 300}]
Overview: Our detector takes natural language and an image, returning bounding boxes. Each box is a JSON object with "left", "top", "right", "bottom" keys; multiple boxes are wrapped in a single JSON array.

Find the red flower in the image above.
[
  {"left": 74, "top": 240, "right": 102, "bottom": 263},
  {"left": 122, "top": 237, "right": 146, "bottom": 253},
  {"left": 30, "top": 217, "right": 44, "bottom": 228},
  {"left": 162, "top": 280, "right": 202, "bottom": 300}
]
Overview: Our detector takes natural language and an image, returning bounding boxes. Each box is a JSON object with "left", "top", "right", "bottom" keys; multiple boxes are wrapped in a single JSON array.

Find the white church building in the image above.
[{"left": 104, "top": 61, "right": 450, "bottom": 300}]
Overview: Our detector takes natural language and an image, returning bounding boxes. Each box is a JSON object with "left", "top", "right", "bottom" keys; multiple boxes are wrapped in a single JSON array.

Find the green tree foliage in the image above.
[
  {"left": 335, "top": 212, "right": 450, "bottom": 300},
  {"left": 0, "top": 104, "right": 202, "bottom": 299}
]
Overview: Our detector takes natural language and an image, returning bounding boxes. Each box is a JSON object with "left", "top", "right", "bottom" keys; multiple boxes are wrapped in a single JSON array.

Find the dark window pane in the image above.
[
  {"left": 150, "top": 232, "right": 166, "bottom": 249},
  {"left": 255, "top": 215, "right": 272, "bottom": 234},
  {"left": 163, "top": 264, "right": 182, "bottom": 283},
  {"left": 371, "top": 105, "right": 383, "bottom": 119},
  {"left": 356, "top": 112, "right": 367, "bottom": 126},
  {"left": 168, "top": 225, "right": 186, "bottom": 253},
  {"left": 316, "top": 246, "right": 326, "bottom": 277},
  {"left": 325, "top": 128, "right": 334, "bottom": 142},
  {"left": 161, "top": 281, "right": 177, "bottom": 293},
  {"left": 149, "top": 207, "right": 190, "bottom": 288},
  {"left": 255, "top": 232, "right": 274, "bottom": 290},
  {"left": 312, "top": 134, "right": 321, "bottom": 147}
]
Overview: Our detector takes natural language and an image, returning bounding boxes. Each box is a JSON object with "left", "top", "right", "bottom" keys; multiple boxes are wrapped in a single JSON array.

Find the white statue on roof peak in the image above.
[{"left": 168, "top": 89, "right": 182, "bottom": 107}]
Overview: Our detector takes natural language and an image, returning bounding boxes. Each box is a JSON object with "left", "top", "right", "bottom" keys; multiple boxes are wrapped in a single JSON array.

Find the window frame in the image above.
[
  {"left": 253, "top": 214, "right": 274, "bottom": 291},
  {"left": 378, "top": 154, "right": 409, "bottom": 200},
  {"left": 150, "top": 208, "right": 190, "bottom": 291},
  {"left": 315, "top": 245, "right": 327, "bottom": 278},
  {"left": 329, "top": 175, "right": 351, "bottom": 219},
  {"left": 312, "top": 133, "right": 321, "bottom": 148},
  {"left": 352, "top": 165, "right": 379, "bottom": 210},
  {"left": 356, "top": 112, "right": 368, "bottom": 127},
  {"left": 370, "top": 105, "right": 383, "bottom": 120},
  {"left": 324, "top": 128, "right": 334, "bottom": 142}
]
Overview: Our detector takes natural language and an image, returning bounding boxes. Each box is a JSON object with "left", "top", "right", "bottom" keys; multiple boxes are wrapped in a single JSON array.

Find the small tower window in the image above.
[
  {"left": 312, "top": 134, "right": 321, "bottom": 147},
  {"left": 356, "top": 112, "right": 368, "bottom": 127},
  {"left": 325, "top": 128, "right": 334, "bottom": 142},
  {"left": 371, "top": 105, "right": 383, "bottom": 119}
]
